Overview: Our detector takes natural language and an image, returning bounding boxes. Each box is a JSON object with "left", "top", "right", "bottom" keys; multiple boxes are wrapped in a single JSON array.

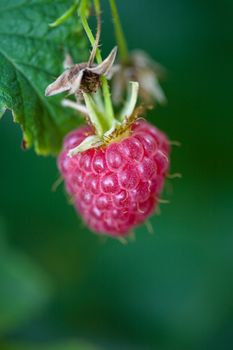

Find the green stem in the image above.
[
  {"left": 49, "top": 0, "right": 80, "bottom": 27},
  {"left": 79, "top": 0, "right": 115, "bottom": 125},
  {"left": 79, "top": 0, "right": 101, "bottom": 63},
  {"left": 109, "top": 0, "right": 129, "bottom": 62}
]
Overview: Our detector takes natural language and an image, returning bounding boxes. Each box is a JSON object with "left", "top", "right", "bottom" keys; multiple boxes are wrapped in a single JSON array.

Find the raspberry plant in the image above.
[{"left": 0, "top": 0, "right": 171, "bottom": 238}]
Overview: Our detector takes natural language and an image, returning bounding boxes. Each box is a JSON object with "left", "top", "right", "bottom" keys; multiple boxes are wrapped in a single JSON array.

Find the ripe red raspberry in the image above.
[{"left": 58, "top": 120, "right": 170, "bottom": 237}]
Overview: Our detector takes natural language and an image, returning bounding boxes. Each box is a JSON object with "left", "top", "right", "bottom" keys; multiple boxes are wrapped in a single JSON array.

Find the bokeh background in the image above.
[{"left": 0, "top": 0, "right": 233, "bottom": 349}]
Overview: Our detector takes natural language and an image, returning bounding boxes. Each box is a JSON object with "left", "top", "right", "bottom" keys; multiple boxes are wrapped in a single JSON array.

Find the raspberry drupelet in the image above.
[{"left": 58, "top": 120, "right": 170, "bottom": 237}]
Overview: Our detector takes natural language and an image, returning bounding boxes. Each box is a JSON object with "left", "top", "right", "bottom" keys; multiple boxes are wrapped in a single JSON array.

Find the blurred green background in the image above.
[{"left": 0, "top": 0, "right": 233, "bottom": 349}]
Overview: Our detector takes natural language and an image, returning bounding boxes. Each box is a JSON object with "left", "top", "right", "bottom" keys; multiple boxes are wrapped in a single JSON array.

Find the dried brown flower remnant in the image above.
[
  {"left": 45, "top": 47, "right": 117, "bottom": 97},
  {"left": 112, "top": 50, "right": 166, "bottom": 106}
]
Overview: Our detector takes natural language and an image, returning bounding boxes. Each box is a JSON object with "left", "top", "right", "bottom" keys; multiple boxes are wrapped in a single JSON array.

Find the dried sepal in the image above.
[
  {"left": 90, "top": 47, "right": 117, "bottom": 76},
  {"left": 111, "top": 50, "right": 166, "bottom": 106},
  {"left": 45, "top": 47, "right": 117, "bottom": 97},
  {"left": 63, "top": 53, "right": 74, "bottom": 69},
  {"left": 45, "top": 64, "right": 84, "bottom": 96}
]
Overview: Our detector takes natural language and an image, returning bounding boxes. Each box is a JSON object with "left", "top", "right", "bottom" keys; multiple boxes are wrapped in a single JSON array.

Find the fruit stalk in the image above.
[
  {"left": 109, "top": 0, "right": 129, "bottom": 62},
  {"left": 79, "top": 0, "right": 115, "bottom": 124}
]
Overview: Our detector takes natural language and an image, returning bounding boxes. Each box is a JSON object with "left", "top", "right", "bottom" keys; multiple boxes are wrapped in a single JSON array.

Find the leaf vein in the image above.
[{"left": 0, "top": 48, "right": 60, "bottom": 134}]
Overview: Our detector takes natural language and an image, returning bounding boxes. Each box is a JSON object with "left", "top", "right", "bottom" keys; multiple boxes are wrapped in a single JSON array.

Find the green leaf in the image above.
[
  {"left": 0, "top": 0, "right": 88, "bottom": 155},
  {"left": 0, "top": 101, "right": 6, "bottom": 118}
]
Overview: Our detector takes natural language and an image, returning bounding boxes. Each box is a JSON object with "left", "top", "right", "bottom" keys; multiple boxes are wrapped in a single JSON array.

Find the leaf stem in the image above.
[
  {"left": 79, "top": 0, "right": 115, "bottom": 126},
  {"left": 49, "top": 0, "right": 80, "bottom": 28},
  {"left": 109, "top": 0, "right": 129, "bottom": 62}
]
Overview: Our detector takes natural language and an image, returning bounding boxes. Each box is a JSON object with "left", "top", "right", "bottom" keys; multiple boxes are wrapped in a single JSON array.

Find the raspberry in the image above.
[{"left": 58, "top": 120, "right": 170, "bottom": 237}]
